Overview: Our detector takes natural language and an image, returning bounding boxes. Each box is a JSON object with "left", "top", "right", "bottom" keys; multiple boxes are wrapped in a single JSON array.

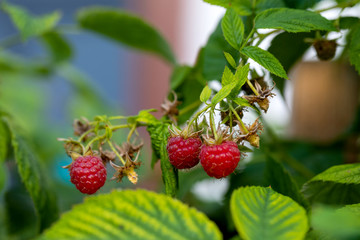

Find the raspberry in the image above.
[
  {"left": 69, "top": 155, "right": 107, "bottom": 194},
  {"left": 167, "top": 136, "right": 202, "bottom": 169},
  {"left": 200, "top": 141, "right": 240, "bottom": 179}
]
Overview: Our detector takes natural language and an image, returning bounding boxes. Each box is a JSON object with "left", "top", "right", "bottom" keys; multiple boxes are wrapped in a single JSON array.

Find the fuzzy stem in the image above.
[
  {"left": 78, "top": 128, "right": 94, "bottom": 142},
  {"left": 188, "top": 105, "right": 211, "bottom": 128},
  {"left": 209, "top": 109, "right": 218, "bottom": 141},
  {"left": 229, "top": 104, "right": 249, "bottom": 134},
  {"left": 240, "top": 28, "right": 256, "bottom": 51},
  {"left": 107, "top": 140, "right": 126, "bottom": 165},
  {"left": 246, "top": 79, "right": 260, "bottom": 96}
]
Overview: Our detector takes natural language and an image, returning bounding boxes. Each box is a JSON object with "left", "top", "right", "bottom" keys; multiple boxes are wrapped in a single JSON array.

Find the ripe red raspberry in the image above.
[
  {"left": 69, "top": 155, "right": 107, "bottom": 194},
  {"left": 200, "top": 141, "right": 240, "bottom": 179},
  {"left": 167, "top": 136, "right": 202, "bottom": 169}
]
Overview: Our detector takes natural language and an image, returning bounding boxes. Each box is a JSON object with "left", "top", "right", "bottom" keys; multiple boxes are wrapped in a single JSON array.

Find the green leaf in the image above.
[
  {"left": 255, "top": 8, "right": 336, "bottom": 33},
  {"left": 302, "top": 163, "right": 360, "bottom": 205},
  {"left": 233, "top": 97, "right": 261, "bottom": 114},
  {"left": 231, "top": 186, "right": 308, "bottom": 240},
  {"left": 0, "top": 118, "right": 9, "bottom": 163},
  {"left": 221, "top": 66, "right": 235, "bottom": 86},
  {"left": 202, "top": 0, "right": 252, "bottom": 16},
  {"left": 41, "top": 31, "right": 72, "bottom": 63},
  {"left": 147, "top": 123, "right": 178, "bottom": 197},
  {"left": 222, "top": 8, "right": 244, "bottom": 50},
  {"left": 128, "top": 109, "right": 158, "bottom": 125},
  {"left": 77, "top": 7, "right": 176, "bottom": 64},
  {"left": 311, "top": 205, "right": 360, "bottom": 240},
  {"left": 40, "top": 189, "right": 222, "bottom": 240},
  {"left": 231, "top": 63, "right": 249, "bottom": 98},
  {"left": 211, "top": 82, "right": 236, "bottom": 105},
  {"left": 202, "top": 21, "right": 240, "bottom": 81},
  {"left": 200, "top": 85, "right": 212, "bottom": 103},
  {"left": 2, "top": 2, "right": 60, "bottom": 40},
  {"left": 2, "top": 117, "right": 58, "bottom": 232},
  {"left": 170, "top": 65, "right": 192, "bottom": 90},
  {"left": 265, "top": 156, "right": 309, "bottom": 208},
  {"left": 241, "top": 46, "right": 288, "bottom": 79},
  {"left": 341, "top": 203, "right": 360, "bottom": 217},
  {"left": 224, "top": 52, "right": 237, "bottom": 69},
  {"left": 349, "top": 23, "right": 360, "bottom": 74}
]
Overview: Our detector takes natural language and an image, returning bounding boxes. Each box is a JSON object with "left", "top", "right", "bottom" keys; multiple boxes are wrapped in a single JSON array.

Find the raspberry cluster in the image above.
[{"left": 166, "top": 127, "right": 241, "bottom": 179}]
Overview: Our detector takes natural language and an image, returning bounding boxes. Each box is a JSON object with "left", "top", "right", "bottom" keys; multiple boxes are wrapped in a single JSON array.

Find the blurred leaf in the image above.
[
  {"left": 2, "top": 117, "right": 58, "bottom": 232},
  {"left": 2, "top": 2, "right": 60, "bottom": 40},
  {"left": 265, "top": 156, "right": 309, "bottom": 208},
  {"left": 222, "top": 8, "right": 244, "bottom": 50},
  {"left": 341, "top": 203, "right": 360, "bottom": 217},
  {"left": 0, "top": 163, "right": 5, "bottom": 193},
  {"left": 203, "top": 0, "right": 252, "bottom": 15},
  {"left": 202, "top": 21, "right": 240, "bottom": 81},
  {"left": 338, "top": 17, "right": 360, "bottom": 29},
  {"left": 224, "top": 52, "right": 237, "bottom": 69},
  {"left": 311, "top": 205, "right": 360, "bottom": 240},
  {"left": 268, "top": 32, "right": 313, "bottom": 95},
  {"left": 77, "top": 7, "right": 176, "bottom": 64},
  {"left": 170, "top": 65, "right": 192, "bottom": 90},
  {"left": 231, "top": 186, "right": 308, "bottom": 240},
  {"left": 302, "top": 163, "right": 360, "bottom": 205},
  {"left": 200, "top": 85, "right": 212, "bottom": 103},
  {"left": 255, "top": 8, "right": 336, "bottom": 33},
  {"left": 349, "top": 23, "right": 360, "bottom": 74},
  {"left": 41, "top": 31, "right": 72, "bottom": 63},
  {"left": 147, "top": 123, "right": 178, "bottom": 197},
  {"left": 211, "top": 82, "right": 236, "bottom": 105},
  {"left": 0, "top": 118, "right": 9, "bottom": 163},
  {"left": 241, "top": 46, "right": 288, "bottom": 79},
  {"left": 0, "top": 51, "right": 51, "bottom": 77},
  {"left": 40, "top": 190, "right": 222, "bottom": 240},
  {"left": 283, "top": 0, "right": 321, "bottom": 9},
  {"left": 4, "top": 184, "right": 38, "bottom": 238},
  {"left": 256, "top": 0, "right": 285, "bottom": 12}
]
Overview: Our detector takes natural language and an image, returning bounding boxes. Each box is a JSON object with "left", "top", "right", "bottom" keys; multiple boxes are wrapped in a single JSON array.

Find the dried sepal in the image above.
[
  {"left": 236, "top": 118, "right": 263, "bottom": 148},
  {"left": 115, "top": 141, "right": 143, "bottom": 159},
  {"left": 243, "top": 81, "right": 275, "bottom": 113},
  {"left": 73, "top": 117, "right": 94, "bottom": 141},
  {"left": 110, "top": 153, "right": 141, "bottom": 184},
  {"left": 161, "top": 91, "right": 181, "bottom": 123}
]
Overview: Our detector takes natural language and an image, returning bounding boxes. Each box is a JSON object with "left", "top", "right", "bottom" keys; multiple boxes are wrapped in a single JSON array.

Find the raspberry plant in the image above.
[{"left": 1, "top": 0, "right": 360, "bottom": 240}]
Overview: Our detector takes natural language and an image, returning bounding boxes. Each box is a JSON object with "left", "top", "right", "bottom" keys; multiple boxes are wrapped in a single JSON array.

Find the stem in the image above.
[
  {"left": 188, "top": 105, "right": 211, "bottom": 128},
  {"left": 111, "top": 124, "right": 130, "bottom": 131},
  {"left": 78, "top": 129, "right": 94, "bottom": 142},
  {"left": 108, "top": 116, "right": 128, "bottom": 120},
  {"left": 209, "top": 109, "right": 218, "bottom": 140},
  {"left": 229, "top": 104, "right": 249, "bottom": 134},
  {"left": 127, "top": 125, "right": 136, "bottom": 142},
  {"left": 85, "top": 135, "right": 104, "bottom": 151},
  {"left": 107, "top": 140, "right": 126, "bottom": 165},
  {"left": 246, "top": 79, "right": 260, "bottom": 96},
  {"left": 240, "top": 28, "right": 256, "bottom": 51}
]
